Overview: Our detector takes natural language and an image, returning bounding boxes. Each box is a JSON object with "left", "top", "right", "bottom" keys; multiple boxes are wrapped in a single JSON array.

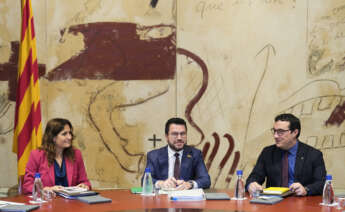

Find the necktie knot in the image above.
[{"left": 174, "top": 153, "right": 179, "bottom": 158}]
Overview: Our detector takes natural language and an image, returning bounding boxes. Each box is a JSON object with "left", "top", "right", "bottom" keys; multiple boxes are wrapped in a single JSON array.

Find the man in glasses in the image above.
[
  {"left": 245, "top": 113, "right": 326, "bottom": 196},
  {"left": 142, "top": 117, "right": 210, "bottom": 190}
]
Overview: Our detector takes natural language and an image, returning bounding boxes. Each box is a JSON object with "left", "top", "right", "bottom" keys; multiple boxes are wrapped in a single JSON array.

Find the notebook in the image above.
[
  {"left": 205, "top": 192, "right": 231, "bottom": 200},
  {"left": 77, "top": 195, "right": 112, "bottom": 204},
  {"left": 56, "top": 190, "right": 98, "bottom": 199},
  {"left": 0, "top": 205, "right": 40, "bottom": 212},
  {"left": 250, "top": 196, "right": 284, "bottom": 205}
]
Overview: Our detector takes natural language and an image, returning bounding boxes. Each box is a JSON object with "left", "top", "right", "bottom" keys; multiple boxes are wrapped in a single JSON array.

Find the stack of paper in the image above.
[
  {"left": 58, "top": 186, "right": 88, "bottom": 195},
  {"left": 169, "top": 189, "right": 205, "bottom": 201},
  {"left": 55, "top": 187, "right": 98, "bottom": 199}
]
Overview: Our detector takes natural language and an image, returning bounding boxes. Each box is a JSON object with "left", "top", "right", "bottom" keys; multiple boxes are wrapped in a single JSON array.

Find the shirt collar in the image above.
[
  {"left": 167, "top": 145, "right": 184, "bottom": 158},
  {"left": 287, "top": 140, "right": 299, "bottom": 155}
]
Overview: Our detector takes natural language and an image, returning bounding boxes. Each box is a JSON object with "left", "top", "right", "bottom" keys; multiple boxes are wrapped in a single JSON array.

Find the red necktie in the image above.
[
  {"left": 174, "top": 153, "right": 180, "bottom": 179},
  {"left": 282, "top": 151, "right": 289, "bottom": 187}
]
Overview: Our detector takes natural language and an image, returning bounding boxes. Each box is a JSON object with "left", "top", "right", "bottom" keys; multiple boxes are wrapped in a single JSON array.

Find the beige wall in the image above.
[{"left": 0, "top": 0, "right": 344, "bottom": 190}]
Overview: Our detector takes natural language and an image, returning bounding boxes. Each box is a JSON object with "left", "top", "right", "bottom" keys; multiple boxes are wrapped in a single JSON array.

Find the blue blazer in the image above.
[{"left": 143, "top": 145, "right": 211, "bottom": 189}]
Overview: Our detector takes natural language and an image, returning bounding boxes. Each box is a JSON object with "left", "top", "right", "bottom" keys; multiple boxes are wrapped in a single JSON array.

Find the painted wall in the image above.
[{"left": 0, "top": 0, "right": 344, "bottom": 190}]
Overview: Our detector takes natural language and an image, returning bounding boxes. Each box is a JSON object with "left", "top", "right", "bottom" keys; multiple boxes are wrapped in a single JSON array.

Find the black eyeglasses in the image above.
[
  {"left": 270, "top": 128, "right": 290, "bottom": 136},
  {"left": 169, "top": 132, "right": 186, "bottom": 138}
]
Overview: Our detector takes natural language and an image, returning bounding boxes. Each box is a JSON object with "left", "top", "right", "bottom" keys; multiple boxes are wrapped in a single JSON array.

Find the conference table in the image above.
[{"left": 0, "top": 189, "right": 340, "bottom": 212}]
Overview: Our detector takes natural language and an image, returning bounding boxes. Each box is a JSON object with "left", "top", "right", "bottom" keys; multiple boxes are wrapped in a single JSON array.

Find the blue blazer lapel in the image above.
[
  {"left": 180, "top": 146, "right": 193, "bottom": 180},
  {"left": 157, "top": 146, "right": 169, "bottom": 180}
]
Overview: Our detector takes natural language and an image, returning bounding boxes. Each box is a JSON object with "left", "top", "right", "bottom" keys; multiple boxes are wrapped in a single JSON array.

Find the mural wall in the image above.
[{"left": 0, "top": 0, "right": 344, "bottom": 189}]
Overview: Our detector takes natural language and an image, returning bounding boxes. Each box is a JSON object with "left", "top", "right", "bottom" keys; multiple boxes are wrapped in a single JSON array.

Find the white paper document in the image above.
[
  {"left": 169, "top": 189, "right": 205, "bottom": 201},
  {"left": 60, "top": 186, "right": 87, "bottom": 194}
]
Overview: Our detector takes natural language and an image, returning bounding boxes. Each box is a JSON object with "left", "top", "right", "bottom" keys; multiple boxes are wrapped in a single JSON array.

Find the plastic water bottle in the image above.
[
  {"left": 322, "top": 174, "right": 334, "bottom": 205},
  {"left": 235, "top": 170, "right": 245, "bottom": 200},
  {"left": 32, "top": 173, "right": 43, "bottom": 201},
  {"left": 142, "top": 168, "right": 153, "bottom": 196}
]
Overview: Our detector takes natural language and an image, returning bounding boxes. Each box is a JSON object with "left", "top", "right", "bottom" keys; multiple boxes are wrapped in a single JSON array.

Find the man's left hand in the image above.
[{"left": 289, "top": 183, "right": 307, "bottom": 196}]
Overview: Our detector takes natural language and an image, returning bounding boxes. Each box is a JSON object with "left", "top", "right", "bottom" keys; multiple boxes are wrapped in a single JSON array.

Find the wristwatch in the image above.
[
  {"left": 188, "top": 180, "right": 194, "bottom": 189},
  {"left": 305, "top": 187, "right": 310, "bottom": 195}
]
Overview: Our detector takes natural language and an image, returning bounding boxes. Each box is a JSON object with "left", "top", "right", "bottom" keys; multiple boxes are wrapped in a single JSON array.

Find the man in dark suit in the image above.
[
  {"left": 245, "top": 113, "right": 326, "bottom": 196},
  {"left": 143, "top": 117, "right": 211, "bottom": 190}
]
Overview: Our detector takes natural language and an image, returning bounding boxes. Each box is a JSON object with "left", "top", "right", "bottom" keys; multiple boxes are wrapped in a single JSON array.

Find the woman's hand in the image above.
[
  {"left": 43, "top": 185, "right": 64, "bottom": 192},
  {"left": 42, "top": 186, "right": 62, "bottom": 198},
  {"left": 76, "top": 183, "right": 89, "bottom": 190}
]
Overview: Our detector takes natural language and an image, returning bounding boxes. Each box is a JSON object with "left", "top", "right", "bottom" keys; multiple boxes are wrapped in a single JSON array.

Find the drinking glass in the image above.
[
  {"left": 252, "top": 189, "right": 261, "bottom": 199},
  {"left": 336, "top": 197, "right": 345, "bottom": 210},
  {"left": 42, "top": 190, "right": 55, "bottom": 201}
]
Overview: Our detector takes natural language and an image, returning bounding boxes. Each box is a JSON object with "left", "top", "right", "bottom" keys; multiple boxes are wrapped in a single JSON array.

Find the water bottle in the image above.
[
  {"left": 142, "top": 168, "right": 153, "bottom": 196},
  {"left": 32, "top": 173, "right": 43, "bottom": 201},
  {"left": 235, "top": 170, "right": 245, "bottom": 200},
  {"left": 322, "top": 174, "right": 334, "bottom": 205}
]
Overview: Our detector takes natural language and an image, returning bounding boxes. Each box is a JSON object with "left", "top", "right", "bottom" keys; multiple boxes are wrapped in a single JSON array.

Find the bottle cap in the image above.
[
  {"left": 237, "top": 170, "right": 243, "bottom": 176},
  {"left": 326, "top": 174, "right": 332, "bottom": 180},
  {"left": 34, "top": 173, "right": 41, "bottom": 178},
  {"left": 145, "top": 168, "right": 151, "bottom": 173}
]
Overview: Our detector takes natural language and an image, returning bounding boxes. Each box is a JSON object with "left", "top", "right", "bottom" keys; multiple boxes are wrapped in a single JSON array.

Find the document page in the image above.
[{"left": 169, "top": 189, "right": 205, "bottom": 201}]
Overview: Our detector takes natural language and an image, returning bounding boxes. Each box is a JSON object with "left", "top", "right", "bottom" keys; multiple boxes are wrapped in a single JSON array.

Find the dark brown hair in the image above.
[
  {"left": 275, "top": 113, "right": 301, "bottom": 138},
  {"left": 40, "top": 118, "right": 75, "bottom": 165},
  {"left": 165, "top": 117, "right": 187, "bottom": 135}
]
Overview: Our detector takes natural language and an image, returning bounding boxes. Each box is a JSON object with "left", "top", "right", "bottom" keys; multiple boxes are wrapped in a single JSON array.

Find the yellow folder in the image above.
[{"left": 263, "top": 187, "right": 290, "bottom": 195}]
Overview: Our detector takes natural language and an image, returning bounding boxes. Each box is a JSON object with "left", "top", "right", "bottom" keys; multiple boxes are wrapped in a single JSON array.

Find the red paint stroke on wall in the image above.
[
  {"left": 202, "top": 142, "right": 210, "bottom": 160},
  {"left": 220, "top": 133, "right": 234, "bottom": 169},
  {"left": 47, "top": 22, "right": 176, "bottom": 81},
  {"left": 0, "top": 42, "right": 45, "bottom": 101},
  {"left": 325, "top": 101, "right": 345, "bottom": 126},
  {"left": 177, "top": 48, "right": 209, "bottom": 146},
  {"left": 206, "top": 132, "right": 220, "bottom": 170}
]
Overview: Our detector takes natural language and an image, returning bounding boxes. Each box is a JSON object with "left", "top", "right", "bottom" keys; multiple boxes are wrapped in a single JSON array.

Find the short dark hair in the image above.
[
  {"left": 274, "top": 113, "right": 301, "bottom": 138},
  {"left": 165, "top": 117, "right": 187, "bottom": 135}
]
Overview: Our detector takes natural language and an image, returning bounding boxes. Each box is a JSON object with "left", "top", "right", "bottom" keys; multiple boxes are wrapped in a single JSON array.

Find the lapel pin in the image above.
[{"left": 187, "top": 154, "right": 192, "bottom": 158}]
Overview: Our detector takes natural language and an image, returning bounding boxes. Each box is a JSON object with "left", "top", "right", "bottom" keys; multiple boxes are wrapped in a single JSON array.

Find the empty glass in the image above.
[
  {"left": 42, "top": 190, "right": 55, "bottom": 201},
  {"left": 336, "top": 197, "right": 345, "bottom": 210},
  {"left": 252, "top": 189, "right": 261, "bottom": 199}
]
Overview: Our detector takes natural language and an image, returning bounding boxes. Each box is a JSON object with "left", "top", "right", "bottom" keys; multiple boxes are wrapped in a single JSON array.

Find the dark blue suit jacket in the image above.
[
  {"left": 143, "top": 145, "right": 211, "bottom": 189},
  {"left": 245, "top": 141, "right": 326, "bottom": 195}
]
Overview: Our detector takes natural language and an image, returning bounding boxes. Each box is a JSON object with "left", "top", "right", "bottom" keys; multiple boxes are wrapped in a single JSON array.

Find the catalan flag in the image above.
[{"left": 12, "top": 0, "right": 42, "bottom": 177}]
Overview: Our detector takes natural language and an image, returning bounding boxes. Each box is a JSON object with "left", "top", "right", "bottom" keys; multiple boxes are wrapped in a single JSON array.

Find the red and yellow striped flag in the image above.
[{"left": 12, "top": 0, "right": 42, "bottom": 177}]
